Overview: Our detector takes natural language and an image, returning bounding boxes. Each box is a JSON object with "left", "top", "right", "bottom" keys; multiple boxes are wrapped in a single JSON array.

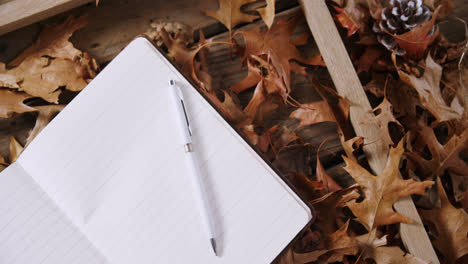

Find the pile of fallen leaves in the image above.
[
  {"left": 1, "top": 0, "right": 467, "bottom": 263},
  {"left": 0, "top": 16, "right": 99, "bottom": 167}
]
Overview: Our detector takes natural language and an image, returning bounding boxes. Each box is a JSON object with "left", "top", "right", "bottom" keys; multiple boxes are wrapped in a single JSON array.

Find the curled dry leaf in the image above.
[
  {"left": 289, "top": 101, "right": 336, "bottom": 128},
  {"left": 26, "top": 105, "right": 65, "bottom": 146},
  {"left": 203, "top": 90, "right": 246, "bottom": 124},
  {"left": 316, "top": 138, "right": 342, "bottom": 193},
  {"left": 362, "top": 246, "right": 432, "bottom": 264},
  {"left": 357, "top": 46, "right": 382, "bottom": 73},
  {"left": 0, "top": 89, "right": 36, "bottom": 118},
  {"left": 145, "top": 20, "right": 193, "bottom": 47},
  {"left": 391, "top": 6, "right": 440, "bottom": 60},
  {"left": 202, "top": 0, "right": 258, "bottom": 32},
  {"left": 341, "top": 136, "right": 364, "bottom": 161},
  {"left": 424, "top": 0, "right": 453, "bottom": 19},
  {"left": 361, "top": 98, "right": 402, "bottom": 147},
  {"left": 397, "top": 54, "right": 462, "bottom": 122},
  {"left": 332, "top": 0, "right": 379, "bottom": 37},
  {"left": 10, "top": 16, "right": 88, "bottom": 67},
  {"left": 419, "top": 178, "right": 468, "bottom": 263},
  {"left": 344, "top": 140, "right": 434, "bottom": 229},
  {"left": 406, "top": 126, "right": 468, "bottom": 179},
  {"left": 234, "top": 14, "right": 324, "bottom": 101},
  {"left": 311, "top": 186, "right": 360, "bottom": 234},
  {"left": 293, "top": 220, "right": 359, "bottom": 263},
  {"left": 9, "top": 135, "right": 23, "bottom": 164},
  {"left": 258, "top": 0, "right": 275, "bottom": 28},
  {"left": 5, "top": 57, "right": 89, "bottom": 103}
]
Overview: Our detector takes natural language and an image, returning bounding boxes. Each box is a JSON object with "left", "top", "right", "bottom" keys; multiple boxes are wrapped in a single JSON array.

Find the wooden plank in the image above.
[
  {"left": 298, "top": 0, "right": 440, "bottom": 263},
  {"left": 0, "top": 0, "right": 94, "bottom": 36}
]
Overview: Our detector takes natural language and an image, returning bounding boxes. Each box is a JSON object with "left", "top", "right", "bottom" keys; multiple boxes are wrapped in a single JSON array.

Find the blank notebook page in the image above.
[
  {"left": 18, "top": 38, "right": 311, "bottom": 263},
  {"left": 0, "top": 163, "right": 108, "bottom": 264}
]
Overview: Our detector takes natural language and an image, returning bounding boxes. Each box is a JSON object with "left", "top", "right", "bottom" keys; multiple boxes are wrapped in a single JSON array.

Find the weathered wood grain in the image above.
[{"left": 0, "top": 0, "right": 93, "bottom": 35}]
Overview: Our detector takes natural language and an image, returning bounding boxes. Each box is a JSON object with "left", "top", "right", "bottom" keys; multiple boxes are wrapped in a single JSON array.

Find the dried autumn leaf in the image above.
[
  {"left": 332, "top": 0, "right": 379, "bottom": 36},
  {"left": 293, "top": 220, "right": 359, "bottom": 263},
  {"left": 397, "top": 54, "right": 462, "bottom": 122},
  {"left": 0, "top": 89, "right": 36, "bottom": 118},
  {"left": 6, "top": 57, "right": 89, "bottom": 103},
  {"left": 424, "top": 0, "right": 453, "bottom": 19},
  {"left": 357, "top": 46, "right": 382, "bottom": 73},
  {"left": 258, "top": 0, "right": 275, "bottom": 28},
  {"left": 0, "top": 155, "right": 7, "bottom": 172},
  {"left": 406, "top": 126, "right": 468, "bottom": 178},
  {"left": 203, "top": 90, "right": 247, "bottom": 124},
  {"left": 344, "top": 140, "right": 434, "bottom": 229},
  {"left": 317, "top": 138, "right": 342, "bottom": 193},
  {"left": 234, "top": 15, "right": 324, "bottom": 101},
  {"left": 9, "top": 135, "right": 23, "bottom": 163},
  {"left": 334, "top": 6, "right": 360, "bottom": 37},
  {"left": 230, "top": 59, "right": 261, "bottom": 93},
  {"left": 0, "top": 63, "right": 20, "bottom": 88},
  {"left": 311, "top": 186, "right": 360, "bottom": 234},
  {"left": 391, "top": 6, "right": 440, "bottom": 60},
  {"left": 341, "top": 136, "right": 364, "bottom": 161},
  {"left": 362, "top": 246, "right": 431, "bottom": 264},
  {"left": 420, "top": 178, "right": 468, "bottom": 263},
  {"left": 26, "top": 105, "right": 65, "bottom": 146},
  {"left": 202, "top": 0, "right": 258, "bottom": 32},
  {"left": 241, "top": 124, "right": 271, "bottom": 153},
  {"left": 290, "top": 101, "right": 337, "bottom": 128},
  {"left": 10, "top": 16, "right": 88, "bottom": 66},
  {"left": 361, "top": 98, "right": 402, "bottom": 147}
]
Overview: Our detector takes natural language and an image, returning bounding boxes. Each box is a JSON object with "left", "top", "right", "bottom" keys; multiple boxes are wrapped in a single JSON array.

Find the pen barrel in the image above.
[
  {"left": 169, "top": 84, "right": 192, "bottom": 144},
  {"left": 185, "top": 150, "right": 216, "bottom": 239}
]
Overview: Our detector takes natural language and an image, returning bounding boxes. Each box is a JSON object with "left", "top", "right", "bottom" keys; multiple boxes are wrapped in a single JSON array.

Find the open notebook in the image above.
[{"left": 0, "top": 37, "right": 312, "bottom": 264}]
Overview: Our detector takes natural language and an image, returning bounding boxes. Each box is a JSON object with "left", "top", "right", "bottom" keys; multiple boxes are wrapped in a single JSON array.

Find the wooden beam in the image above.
[
  {"left": 298, "top": 1, "right": 440, "bottom": 263},
  {"left": 0, "top": 0, "right": 93, "bottom": 36}
]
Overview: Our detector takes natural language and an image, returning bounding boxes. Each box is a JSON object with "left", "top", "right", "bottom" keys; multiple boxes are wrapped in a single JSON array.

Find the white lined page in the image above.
[
  {"left": 17, "top": 37, "right": 311, "bottom": 263},
  {"left": 0, "top": 163, "right": 108, "bottom": 264}
]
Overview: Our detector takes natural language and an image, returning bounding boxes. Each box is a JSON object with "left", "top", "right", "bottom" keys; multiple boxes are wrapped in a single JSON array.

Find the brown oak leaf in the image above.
[
  {"left": 10, "top": 16, "right": 88, "bottom": 66},
  {"left": 362, "top": 246, "right": 431, "bottom": 264},
  {"left": 258, "top": 0, "right": 275, "bottom": 28},
  {"left": 344, "top": 140, "right": 434, "bottom": 229},
  {"left": 0, "top": 89, "right": 36, "bottom": 118},
  {"left": 9, "top": 135, "right": 23, "bottom": 163},
  {"left": 341, "top": 136, "right": 364, "bottom": 161},
  {"left": 361, "top": 98, "right": 402, "bottom": 147},
  {"left": 311, "top": 186, "right": 360, "bottom": 234},
  {"left": 26, "top": 105, "right": 65, "bottom": 146},
  {"left": 391, "top": 7, "right": 440, "bottom": 60},
  {"left": 290, "top": 101, "right": 337, "bottom": 128},
  {"left": 420, "top": 178, "right": 468, "bottom": 263},
  {"left": 293, "top": 220, "right": 359, "bottom": 263},
  {"left": 5, "top": 57, "right": 89, "bottom": 103},
  {"left": 406, "top": 126, "right": 468, "bottom": 179},
  {"left": 202, "top": 0, "right": 258, "bottom": 32},
  {"left": 203, "top": 90, "right": 247, "bottom": 124},
  {"left": 397, "top": 54, "right": 462, "bottom": 122},
  {"left": 234, "top": 15, "right": 324, "bottom": 101},
  {"left": 424, "top": 0, "right": 453, "bottom": 19},
  {"left": 316, "top": 139, "right": 342, "bottom": 193},
  {"left": 357, "top": 46, "right": 382, "bottom": 73}
]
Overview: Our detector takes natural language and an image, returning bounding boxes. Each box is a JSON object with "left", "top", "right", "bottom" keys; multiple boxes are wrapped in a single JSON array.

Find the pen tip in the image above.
[
  {"left": 210, "top": 238, "right": 218, "bottom": 257},
  {"left": 169, "top": 79, "right": 175, "bottom": 85}
]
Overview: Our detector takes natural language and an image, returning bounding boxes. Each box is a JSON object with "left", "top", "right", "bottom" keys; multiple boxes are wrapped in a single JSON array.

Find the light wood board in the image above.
[
  {"left": 299, "top": 0, "right": 440, "bottom": 263},
  {"left": 0, "top": 0, "right": 94, "bottom": 36}
]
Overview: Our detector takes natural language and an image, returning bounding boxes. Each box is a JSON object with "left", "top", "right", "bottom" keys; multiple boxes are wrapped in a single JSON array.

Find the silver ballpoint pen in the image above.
[{"left": 168, "top": 80, "right": 218, "bottom": 256}]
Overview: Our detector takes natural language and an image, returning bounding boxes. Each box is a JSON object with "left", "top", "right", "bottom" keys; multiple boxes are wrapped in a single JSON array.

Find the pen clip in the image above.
[
  {"left": 170, "top": 80, "right": 192, "bottom": 137},
  {"left": 180, "top": 98, "right": 192, "bottom": 137}
]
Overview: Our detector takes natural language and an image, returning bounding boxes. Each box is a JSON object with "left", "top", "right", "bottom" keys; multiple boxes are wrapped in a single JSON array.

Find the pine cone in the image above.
[{"left": 372, "top": 0, "right": 435, "bottom": 56}]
